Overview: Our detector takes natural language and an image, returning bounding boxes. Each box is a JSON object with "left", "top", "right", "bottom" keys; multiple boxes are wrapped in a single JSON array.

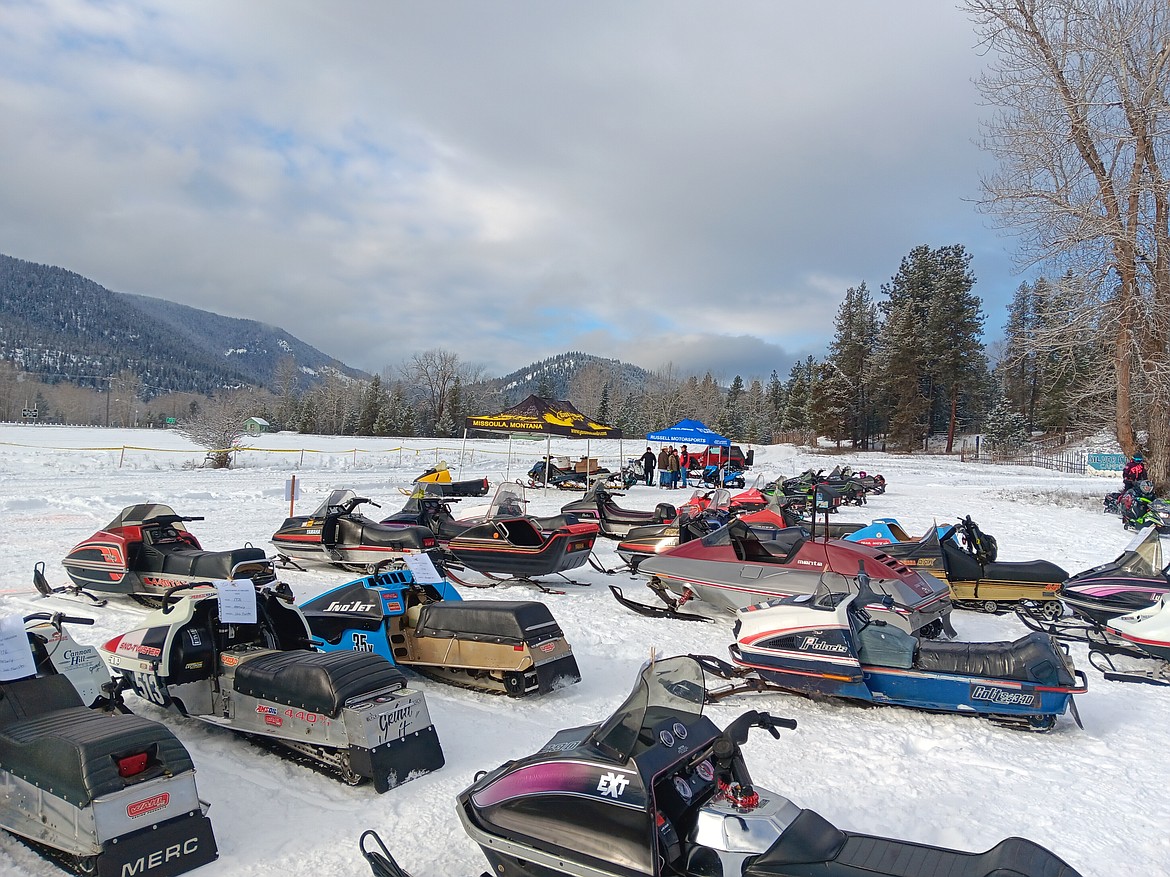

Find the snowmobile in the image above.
[
  {"left": 1019, "top": 590, "right": 1170, "bottom": 687},
  {"left": 619, "top": 517, "right": 956, "bottom": 638},
  {"left": 0, "top": 612, "right": 218, "bottom": 877},
  {"left": 615, "top": 490, "right": 734, "bottom": 572},
  {"left": 561, "top": 481, "right": 677, "bottom": 538},
  {"left": 527, "top": 458, "right": 620, "bottom": 490},
  {"left": 408, "top": 462, "right": 490, "bottom": 497},
  {"left": 381, "top": 483, "right": 600, "bottom": 588},
  {"left": 99, "top": 582, "right": 445, "bottom": 792},
  {"left": 54, "top": 502, "right": 276, "bottom": 605},
  {"left": 845, "top": 516, "right": 1067, "bottom": 618},
  {"left": 271, "top": 488, "right": 443, "bottom": 574},
  {"left": 1116, "top": 480, "right": 1170, "bottom": 532},
  {"left": 699, "top": 567, "right": 1085, "bottom": 731},
  {"left": 698, "top": 464, "right": 746, "bottom": 489},
  {"left": 298, "top": 566, "right": 581, "bottom": 696},
  {"left": 1058, "top": 526, "right": 1170, "bottom": 623},
  {"left": 365, "top": 655, "right": 1084, "bottom": 877}
]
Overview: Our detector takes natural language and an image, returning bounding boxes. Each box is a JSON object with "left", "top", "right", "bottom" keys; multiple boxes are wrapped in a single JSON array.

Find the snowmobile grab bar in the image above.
[{"left": 161, "top": 581, "right": 215, "bottom": 613}]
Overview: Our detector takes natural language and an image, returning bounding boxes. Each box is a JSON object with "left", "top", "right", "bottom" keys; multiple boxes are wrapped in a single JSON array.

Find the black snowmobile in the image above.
[
  {"left": 361, "top": 655, "right": 1082, "bottom": 877},
  {"left": 0, "top": 612, "right": 218, "bottom": 877},
  {"left": 560, "top": 481, "right": 676, "bottom": 538}
]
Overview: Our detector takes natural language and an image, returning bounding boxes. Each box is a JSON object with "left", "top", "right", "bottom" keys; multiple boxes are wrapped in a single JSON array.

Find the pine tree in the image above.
[
  {"left": 356, "top": 375, "right": 384, "bottom": 436},
  {"left": 824, "top": 282, "right": 880, "bottom": 448},
  {"left": 597, "top": 382, "right": 611, "bottom": 424}
]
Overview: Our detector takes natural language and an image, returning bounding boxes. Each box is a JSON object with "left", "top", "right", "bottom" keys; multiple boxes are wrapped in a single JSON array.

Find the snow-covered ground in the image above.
[{"left": 0, "top": 424, "right": 1161, "bottom": 877}]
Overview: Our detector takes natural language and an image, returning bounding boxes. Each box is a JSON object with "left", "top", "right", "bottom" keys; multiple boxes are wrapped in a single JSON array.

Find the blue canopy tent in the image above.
[{"left": 646, "top": 419, "right": 730, "bottom": 486}]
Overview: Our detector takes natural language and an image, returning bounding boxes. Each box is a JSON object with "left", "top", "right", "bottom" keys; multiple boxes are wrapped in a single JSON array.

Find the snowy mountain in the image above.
[{"left": 0, "top": 253, "right": 368, "bottom": 397}]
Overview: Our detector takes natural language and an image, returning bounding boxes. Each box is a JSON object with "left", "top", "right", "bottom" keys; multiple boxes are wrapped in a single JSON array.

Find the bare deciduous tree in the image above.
[
  {"left": 178, "top": 391, "right": 255, "bottom": 468},
  {"left": 965, "top": 0, "right": 1170, "bottom": 489}
]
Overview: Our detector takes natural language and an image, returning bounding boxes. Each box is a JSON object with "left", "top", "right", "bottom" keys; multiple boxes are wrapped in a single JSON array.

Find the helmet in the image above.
[{"left": 1134, "top": 456, "right": 1143, "bottom": 462}]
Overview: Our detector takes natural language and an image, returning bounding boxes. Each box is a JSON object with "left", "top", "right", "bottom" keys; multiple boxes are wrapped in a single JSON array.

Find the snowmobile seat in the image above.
[
  {"left": 413, "top": 600, "right": 560, "bottom": 645},
  {"left": 357, "top": 522, "right": 425, "bottom": 549},
  {"left": 915, "top": 632, "right": 1075, "bottom": 686},
  {"left": 232, "top": 649, "right": 407, "bottom": 716},
  {"left": 750, "top": 812, "right": 1078, "bottom": 876},
  {"left": 0, "top": 675, "right": 193, "bottom": 807},
  {"left": 983, "top": 558, "right": 1068, "bottom": 584}
]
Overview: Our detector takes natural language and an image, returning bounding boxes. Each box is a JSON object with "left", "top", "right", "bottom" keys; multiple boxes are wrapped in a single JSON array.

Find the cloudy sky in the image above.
[{"left": 0, "top": 1, "right": 1026, "bottom": 381}]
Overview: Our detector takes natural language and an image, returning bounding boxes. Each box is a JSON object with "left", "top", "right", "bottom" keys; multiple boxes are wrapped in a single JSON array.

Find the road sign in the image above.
[{"left": 21, "top": 407, "right": 37, "bottom": 419}]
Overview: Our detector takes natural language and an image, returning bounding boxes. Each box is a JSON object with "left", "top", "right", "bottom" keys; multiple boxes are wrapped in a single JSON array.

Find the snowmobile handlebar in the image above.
[{"left": 22, "top": 612, "right": 95, "bottom": 627}]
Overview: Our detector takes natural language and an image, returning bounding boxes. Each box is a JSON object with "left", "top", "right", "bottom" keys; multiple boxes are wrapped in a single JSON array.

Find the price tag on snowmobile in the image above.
[
  {"left": 0, "top": 615, "right": 37, "bottom": 681},
  {"left": 403, "top": 552, "right": 444, "bottom": 584},
  {"left": 215, "top": 579, "right": 258, "bottom": 624}
]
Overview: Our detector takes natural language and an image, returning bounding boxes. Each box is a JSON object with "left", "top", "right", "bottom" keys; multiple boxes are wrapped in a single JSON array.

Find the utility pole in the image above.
[{"left": 105, "top": 375, "right": 112, "bottom": 427}]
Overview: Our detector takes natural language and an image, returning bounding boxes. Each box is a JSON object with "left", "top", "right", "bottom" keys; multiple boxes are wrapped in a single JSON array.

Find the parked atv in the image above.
[
  {"left": 1, "top": 612, "right": 218, "bottom": 877},
  {"left": 100, "top": 582, "right": 445, "bottom": 792}
]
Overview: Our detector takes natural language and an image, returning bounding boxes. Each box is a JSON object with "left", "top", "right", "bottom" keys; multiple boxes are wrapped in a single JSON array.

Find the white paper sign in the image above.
[
  {"left": 285, "top": 477, "right": 301, "bottom": 501},
  {"left": 402, "top": 552, "right": 444, "bottom": 584},
  {"left": 0, "top": 615, "right": 38, "bottom": 681},
  {"left": 215, "top": 579, "right": 258, "bottom": 624}
]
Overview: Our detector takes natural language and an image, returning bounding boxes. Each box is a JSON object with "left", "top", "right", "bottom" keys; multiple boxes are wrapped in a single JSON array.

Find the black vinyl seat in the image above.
[
  {"left": 414, "top": 601, "right": 560, "bottom": 644},
  {"left": 232, "top": 649, "right": 406, "bottom": 715},
  {"left": 0, "top": 676, "right": 193, "bottom": 807},
  {"left": 915, "top": 632, "right": 1074, "bottom": 686}
]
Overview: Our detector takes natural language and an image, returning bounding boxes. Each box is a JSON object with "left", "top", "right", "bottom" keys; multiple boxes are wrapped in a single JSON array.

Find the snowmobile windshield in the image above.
[
  {"left": 487, "top": 483, "right": 526, "bottom": 519},
  {"left": 106, "top": 503, "right": 184, "bottom": 530},
  {"left": 709, "top": 489, "right": 731, "bottom": 512},
  {"left": 1119, "top": 526, "right": 1164, "bottom": 575},
  {"left": 310, "top": 489, "right": 358, "bottom": 517},
  {"left": 589, "top": 656, "right": 706, "bottom": 762}
]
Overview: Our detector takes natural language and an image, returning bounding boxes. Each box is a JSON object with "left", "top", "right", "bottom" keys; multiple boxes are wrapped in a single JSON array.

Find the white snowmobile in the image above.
[
  {"left": 99, "top": 582, "right": 445, "bottom": 792},
  {"left": 0, "top": 612, "right": 218, "bottom": 877}
]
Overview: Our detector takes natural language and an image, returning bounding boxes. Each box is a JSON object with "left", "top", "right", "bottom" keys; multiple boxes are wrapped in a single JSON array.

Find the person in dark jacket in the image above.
[
  {"left": 1123, "top": 456, "right": 1148, "bottom": 491},
  {"left": 640, "top": 447, "right": 656, "bottom": 487},
  {"left": 657, "top": 446, "right": 670, "bottom": 487}
]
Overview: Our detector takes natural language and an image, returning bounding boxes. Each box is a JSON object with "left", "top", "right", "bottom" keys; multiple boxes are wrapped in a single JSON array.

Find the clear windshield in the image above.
[
  {"left": 1119, "top": 526, "right": 1165, "bottom": 575},
  {"left": 310, "top": 489, "right": 357, "bottom": 517},
  {"left": 487, "top": 482, "right": 527, "bottom": 519},
  {"left": 709, "top": 489, "right": 731, "bottom": 512},
  {"left": 589, "top": 656, "right": 706, "bottom": 762},
  {"left": 106, "top": 503, "right": 182, "bottom": 529}
]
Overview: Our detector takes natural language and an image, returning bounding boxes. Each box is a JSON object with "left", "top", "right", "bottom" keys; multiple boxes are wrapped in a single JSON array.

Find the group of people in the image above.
[{"left": 640, "top": 445, "right": 691, "bottom": 489}]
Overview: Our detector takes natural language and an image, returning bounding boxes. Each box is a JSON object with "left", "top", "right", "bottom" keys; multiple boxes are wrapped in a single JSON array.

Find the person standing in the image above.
[
  {"left": 668, "top": 447, "right": 681, "bottom": 489},
  {"left": 640, "top": 446, "right": 657, "bottom": 487},
  {"left": 657, "top": 446, "right": 670, "bottom": 487},
  {"left": 679, "top": 445, "right": 690, "bottom": 488}
]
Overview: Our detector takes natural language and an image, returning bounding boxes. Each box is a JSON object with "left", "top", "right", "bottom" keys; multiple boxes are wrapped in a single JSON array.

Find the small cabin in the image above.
[{"left": 243, "top": 416, "right": 270, "bottom": 436}]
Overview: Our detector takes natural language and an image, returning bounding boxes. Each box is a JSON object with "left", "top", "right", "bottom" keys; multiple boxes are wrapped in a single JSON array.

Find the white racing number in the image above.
[{"left": 132, "top": 671, "right": 169, "bottom": 706}]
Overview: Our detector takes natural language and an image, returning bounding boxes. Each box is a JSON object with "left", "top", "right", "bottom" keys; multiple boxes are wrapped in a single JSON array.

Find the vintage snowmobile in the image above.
[
  {"left": 408, "top": 462, "right": 491, "bottom": 497},
  {"left": 699, "top": 569, "right": 1085, "bottom": 731},
  {"left": 298, "top": 567, "right": 581, "bottom": 696},
  {"left": 841, "top": 516, "right": 1067, "bottom": 619},
  {"left": 271, "top": 488, "right": 442, "bottom": 574},
  {"left": 363, "top": 655, "right": 1084, "bottom": 877},
  {"left": 1019, "top": 578, "right": 1170, "bottom": 687},
  {"left": 527, "top": 458, "right": 621, "bottom": 490},
  {"left": 53, "top": 503, "right": 275, "bottom": 605},
  {"left": 1058, "top": 526, "right": 1170, "bottom": 623},
  {"left": 100, "top": 582, "right": 445, "bottom": 791},
  {"left": 1, "top": 612, "right": 218, "bottom": 877},
  {"left": 561, "top": 481, "right": 677, "bottom": 538},
  {"left": 380, "top": 483, "right": 600, "bottom": 588},
  {"left": 1116, "top": 480, "right": 1170, "bottom": 532},
  {"left": 620, "top": 518, "right": 956, "bottom": 638},
  {"left": 615, "top": 490, "right": 733, "bottom": 571}
]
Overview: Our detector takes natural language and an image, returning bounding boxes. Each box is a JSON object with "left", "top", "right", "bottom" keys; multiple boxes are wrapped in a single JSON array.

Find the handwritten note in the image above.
[
  {"left": 0, "top": 615, "right": 37, "bottom": 681},
  {"left": 402, "top": 552, "right": 444, "bottom": 584},
  {"left": 216, "top": 580, "right": 258, "bottom": 624}
]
